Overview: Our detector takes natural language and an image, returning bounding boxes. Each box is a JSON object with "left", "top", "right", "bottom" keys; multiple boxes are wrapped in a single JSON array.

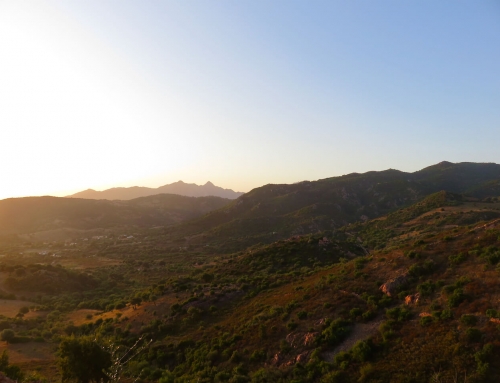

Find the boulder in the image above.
[{"left": 379, "top": 274, "right": 409, "bottom": 296}]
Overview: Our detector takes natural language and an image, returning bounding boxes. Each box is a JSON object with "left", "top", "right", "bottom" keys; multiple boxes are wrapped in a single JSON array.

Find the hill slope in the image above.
[
  {"left": 0, "top": 194, "right": 231, "bottom": 235},
  {"left": 67, "top": 180, "right": 243, "bottom": 200},
  {"left": 163, "top": 162, "right": 500, "bottom": 252}
]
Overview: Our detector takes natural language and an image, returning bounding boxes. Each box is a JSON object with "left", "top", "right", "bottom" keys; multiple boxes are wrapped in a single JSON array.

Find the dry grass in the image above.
[
  {"left": 66, "top": 309, "right": 103, "bottom": 326},
  {"left": 0, "top": 299, "right": 36, "bottom": 318},
  {"left": 0, "top": 341, "right": 55, "bottom": 363},
  {"left": 57, "top": 256, "right": 122, "bottom": 270}
]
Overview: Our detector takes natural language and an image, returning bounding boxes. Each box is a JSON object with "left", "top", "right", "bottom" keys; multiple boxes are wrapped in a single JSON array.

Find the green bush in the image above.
[
  {"left": 417, "top": 281, "right": 436, "bottom": 297},
  {"left": 385, "top": 307, "right": 411, "bottom": 322},
  {"left": 296, "top": 311, "right": 308, "bottom": 320},
  {"left": 486, "top": 309, "right": 498, "bottom": 318},
  {"left": 465, "top": 328, "right": 482, "bottom": 343},
  {"left": 448, "top": 289, "right": 465, "bottom": 308},
  {"left": 449, "top": 253, "right": 466, "bottom": 265},
  {"left": 419, "top": 316, "right": 433, "bottom": 327},
  {"left": 350, "top": 340, "right": 373, "bottom": 362},
  {"left": 286, "top": 321, "right": 298, "bottom": 331},
  {"left": 460, "top": 314, "right": 477, "bottom": 326},
  {"left": 321, "top": 319, "right": 351, "bottom": 346}
]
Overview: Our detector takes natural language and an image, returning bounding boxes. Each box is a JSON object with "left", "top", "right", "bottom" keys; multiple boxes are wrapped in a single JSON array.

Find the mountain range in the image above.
[
  {"left": 3, "top": 161, "right": 500, "bottom": 242},
  {"left": 163, "top": 161, "right": 500, "bottom": 252},
  {"left": 67, "top": 180, "right": 243, "bottom": 200}
]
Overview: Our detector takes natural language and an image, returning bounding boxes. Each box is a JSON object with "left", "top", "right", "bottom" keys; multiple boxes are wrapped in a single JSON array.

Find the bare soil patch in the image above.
[{"left": 322, "top": 317, "right": 384, "bottom": 362}]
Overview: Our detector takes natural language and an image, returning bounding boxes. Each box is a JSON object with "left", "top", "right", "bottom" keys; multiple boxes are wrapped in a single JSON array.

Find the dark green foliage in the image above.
[
  {"left": 321, "top": 319, "right": 351, "bottom": 346},
  {"left": 448, "top": 289, "right": 465, "bottom": 308},
  {"left": 385, "top": 307, "right": 411, "bottom": 322},
  {"left": 0, "top": 329, "right": 14, "bottom": 343},
  {"left": 460, "top": 314, "right": 477, "bottom": 326},
  {"left": 416, "top": 281, "right": 436, "bottom": 297},
  {"left": 486, "top": 309, "right": 499, "bottom": 318},
  {"left": 408, "top": 260, "right": 435, "bottom": 278},
  {"left": 58, "top": 336, "right": 112, "bottom": 383},
  {"left": 349, "top": 308, "right": 362, "bottom": 319},
  {"left": 465, "top": 328, "right": 482, "bottom": 343},
  {"left": 0, "top": 351, "right": 23, "bottom": 381},
  {"left": 449, "top": 252, "right": 467, "bottom": 265},
  {"left": 419, "top": 316, "right": 433, "bottom": 326},
  {"left": 296, "top": 311, "right": 308, "bottom": 320},
  {"left": 286, "top": 321, "right": 298, "bottom": 331},
  {"left": 440, "top": 309, "right": 453, "bottom": 320},
  {"left": 350, "top": 340, "right": 373, "bottom": 362}
]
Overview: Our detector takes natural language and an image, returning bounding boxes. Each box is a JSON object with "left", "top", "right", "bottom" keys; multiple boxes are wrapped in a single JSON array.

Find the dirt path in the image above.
[{"left": 322, "top": 317, "right": 384, "bottom": 362}]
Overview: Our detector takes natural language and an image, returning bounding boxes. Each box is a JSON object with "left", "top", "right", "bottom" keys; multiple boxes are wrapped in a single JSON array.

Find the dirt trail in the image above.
[{"left": 322, "top": 317, "right": 384, "bottom": 362}]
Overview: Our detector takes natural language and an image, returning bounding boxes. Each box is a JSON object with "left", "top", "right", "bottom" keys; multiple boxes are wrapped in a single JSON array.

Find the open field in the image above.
[{"left": 0, "top": 299, "right": 36, "bottom": 318}]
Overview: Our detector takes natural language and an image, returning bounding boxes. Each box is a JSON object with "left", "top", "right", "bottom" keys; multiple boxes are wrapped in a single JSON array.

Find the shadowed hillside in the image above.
[
  {"left": 162, "top": 162, "right": 500, "bottom": 252},
  {"left": 0, "top": 194, "right": 231, "bottom": 236}
]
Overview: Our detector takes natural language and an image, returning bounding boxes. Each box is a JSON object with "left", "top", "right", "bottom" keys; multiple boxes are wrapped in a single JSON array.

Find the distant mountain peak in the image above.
[{"left": 67, "top": 181, "right": 243, "bottom": 200}]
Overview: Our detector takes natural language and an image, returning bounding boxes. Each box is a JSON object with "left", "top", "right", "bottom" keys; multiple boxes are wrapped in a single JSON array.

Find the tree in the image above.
[
  {"left": 130, "top": 297, "right": 142, "bottom": 310},
  {"left": 0, "top": 350, "right": 23, "bottom": 381},
  {"left": 58, "top": 336, "right": 112, "bottom": 383},
  {"left": 0, "top": 329, "right": 15, "bottom": 343}
]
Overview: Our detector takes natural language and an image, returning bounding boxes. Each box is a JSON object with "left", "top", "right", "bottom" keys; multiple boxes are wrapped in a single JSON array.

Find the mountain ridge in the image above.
[{"left": 66, "top": 180, "right": 243, "bottom": 200}]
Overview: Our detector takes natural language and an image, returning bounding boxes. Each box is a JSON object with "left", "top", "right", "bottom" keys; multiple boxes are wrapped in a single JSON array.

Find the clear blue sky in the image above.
[{"left": 1, "top": 1, "right": 499, "bottom": 199}]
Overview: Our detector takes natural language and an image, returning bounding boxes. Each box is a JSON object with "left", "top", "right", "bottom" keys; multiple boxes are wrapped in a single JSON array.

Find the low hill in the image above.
[
  {"left": 0, "top": 194, "right": 231, "bottom": 236},
  {"left": 67, "top": 180, "right": 243, "bottom": 200}
]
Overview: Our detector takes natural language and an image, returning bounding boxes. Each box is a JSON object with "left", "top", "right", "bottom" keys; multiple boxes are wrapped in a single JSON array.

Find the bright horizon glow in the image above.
[{"left": 1, "top": 1, "right": 499, "bottom": 200}]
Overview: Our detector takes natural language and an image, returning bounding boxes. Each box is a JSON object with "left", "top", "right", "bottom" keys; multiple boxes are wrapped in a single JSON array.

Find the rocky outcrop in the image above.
[
  {"left": 285, "top": 331, "right": 318, "bottom": 348},
  {"left": 404, "top": 293, "right": 420, "bottom": 305},
  {"left": 271, "top": 352, "right": 283, "bottom": 366},
  {"left": 295, "top": 351, "right": 310, "bottom": 364},
  {"left": 379, "top": 274, "right": 409, "bottom": 296}
]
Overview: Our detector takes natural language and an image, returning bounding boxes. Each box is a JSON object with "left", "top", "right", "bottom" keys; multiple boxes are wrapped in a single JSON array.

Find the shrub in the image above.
[
  {"left": 361, "top": 310, "right": 376, "bottom": 321},
  {"left": 419, "top": 316, "right": 433, "bottom": 327},
  {"left": 286, "top": 321, "right": 298, "bottom": 331},
  {"left": 296, "top": 311, "right": 308, "bottom": 320},
  {"left": 350, "top": 340, "right": 373, "bottom": 362},
  {"left": 440, "top": 309, "right": 453, "bottom": 320},
  {"left": 449, "top": 253, "right": 466, "bottom": 265},
  {"left": 321, "top": 319, "right": 351, "bottom": 346},
  {"left": 460, "top": 314, "right": 477, "bottom": 326},
  {"left": 334, "top": 351, "right": 350, "bottom": 366},
  {"left": 466, "top": 328, "right": 482, "bottom": 343},
  {"left": 358, "top": 363, "right": 374, "bottom": 382},
  {"left": 385, "top": 307, "right": 411, "bottom": 322},
  {"left": 320, "top": 371, "right": 348, "bottom": 383},
  {"left": 486, "top": 309, "right": 498, "bottom": 318},
  {"left": 349, "top": 308, "right": 362, "bottom": 318},
  {"left": 448, "top": 289, "right": 465, "bottom": 308},
  {"left": 417, "top": 281, "right": 436, "bottom": 297}
]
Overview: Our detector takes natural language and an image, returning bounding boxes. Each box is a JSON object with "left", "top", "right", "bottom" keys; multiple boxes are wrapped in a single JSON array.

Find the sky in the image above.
[{"left": 1, "top": 1, "right": 499, "bottom": 200}]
